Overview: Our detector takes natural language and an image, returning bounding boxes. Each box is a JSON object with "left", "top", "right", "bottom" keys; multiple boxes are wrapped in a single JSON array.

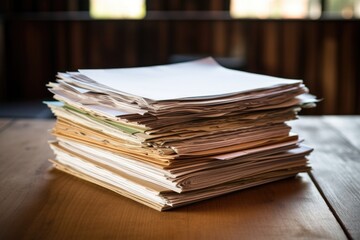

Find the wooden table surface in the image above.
[{"left": 0, "top": 116, "right": 359, "bottom": 239}]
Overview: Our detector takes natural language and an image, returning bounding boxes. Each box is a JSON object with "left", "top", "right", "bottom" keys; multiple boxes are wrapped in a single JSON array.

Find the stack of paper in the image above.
[{"left": 46, "top": 57, "right": 316, "bottom": 211}]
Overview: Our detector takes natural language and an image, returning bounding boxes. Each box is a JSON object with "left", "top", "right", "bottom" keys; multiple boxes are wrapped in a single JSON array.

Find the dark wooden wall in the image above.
[
  {"left": 1, "top": 1, "right": 359, "bottom": 115},
  {"left": 245, "top": 21, "right": 360, "bottom": 115}
]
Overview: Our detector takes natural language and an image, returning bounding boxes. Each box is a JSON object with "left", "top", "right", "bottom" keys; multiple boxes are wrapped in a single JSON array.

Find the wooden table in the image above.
[{"left": 0, "top": 116, "right": 359, "bottom": 239}]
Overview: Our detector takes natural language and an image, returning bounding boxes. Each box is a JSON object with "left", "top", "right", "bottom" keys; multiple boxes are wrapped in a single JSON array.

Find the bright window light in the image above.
[
  {"left": 230, "top": 0, "right": 321, "bottom": 19},
  {"left": 325, "top": 0, "right": 360, "bottom": 18},
  {"left": 90, "top": 0, "right": 146, "bottom": 19}
]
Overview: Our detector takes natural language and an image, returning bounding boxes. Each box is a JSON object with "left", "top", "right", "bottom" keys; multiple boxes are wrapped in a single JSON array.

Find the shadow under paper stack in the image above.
[{"left": 46, "top": 57, "right": 316, "bottom": 211}]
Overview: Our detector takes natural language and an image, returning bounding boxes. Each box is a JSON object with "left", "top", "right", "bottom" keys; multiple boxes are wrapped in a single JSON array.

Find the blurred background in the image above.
[{"left": 0, "top": 0, "right": 359, "bottom": 117}]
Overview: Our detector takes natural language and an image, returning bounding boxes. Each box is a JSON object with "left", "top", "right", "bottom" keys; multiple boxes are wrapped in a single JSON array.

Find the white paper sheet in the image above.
[{"left": 79, "top": 57, "right": 302, "bottom": 101}]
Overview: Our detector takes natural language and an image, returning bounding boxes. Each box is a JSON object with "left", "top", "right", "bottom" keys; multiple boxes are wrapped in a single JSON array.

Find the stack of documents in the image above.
[{"left": 46, "top": 57, "right": 316, "bottom": 211}]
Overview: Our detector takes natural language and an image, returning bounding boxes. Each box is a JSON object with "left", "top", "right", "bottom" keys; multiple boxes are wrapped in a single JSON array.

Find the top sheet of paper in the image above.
[{"left": 79, "top": 57, "right": 302, "bottom": 101}]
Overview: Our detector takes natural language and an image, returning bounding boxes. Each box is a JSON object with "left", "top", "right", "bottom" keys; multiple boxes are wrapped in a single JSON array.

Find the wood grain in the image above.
[
  {"left": 291, "top": 116, "right": 360, "bottom": 239},
  {"left": 212, "top": 21, "right": 226, "bottom": 56},
  {"left": 262, "top": 22, "right": 279, "bottom": 76},
  {"left": 321, "top": 24, "right": 338, "bottom": 114},
  {"left": 323, "top": 116, "right": 360, "bottom": 151},
  {"left": 4, "top": 18, "right": 360, "bottom": 114},
  {"left": 0, "top": 119, "right": 55, "bottom": 239},
  {"left": 339, "top": 25, "right": 356, "bottom": 114},
  {"left": 3, "top": 173, "right": 347, "bottom": 240},
  {"left": 282, "top": 22, "right": 301, "bottom": 78},
  {"left": 0, "top": 118, "right": 348, "bottom": 239}
]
